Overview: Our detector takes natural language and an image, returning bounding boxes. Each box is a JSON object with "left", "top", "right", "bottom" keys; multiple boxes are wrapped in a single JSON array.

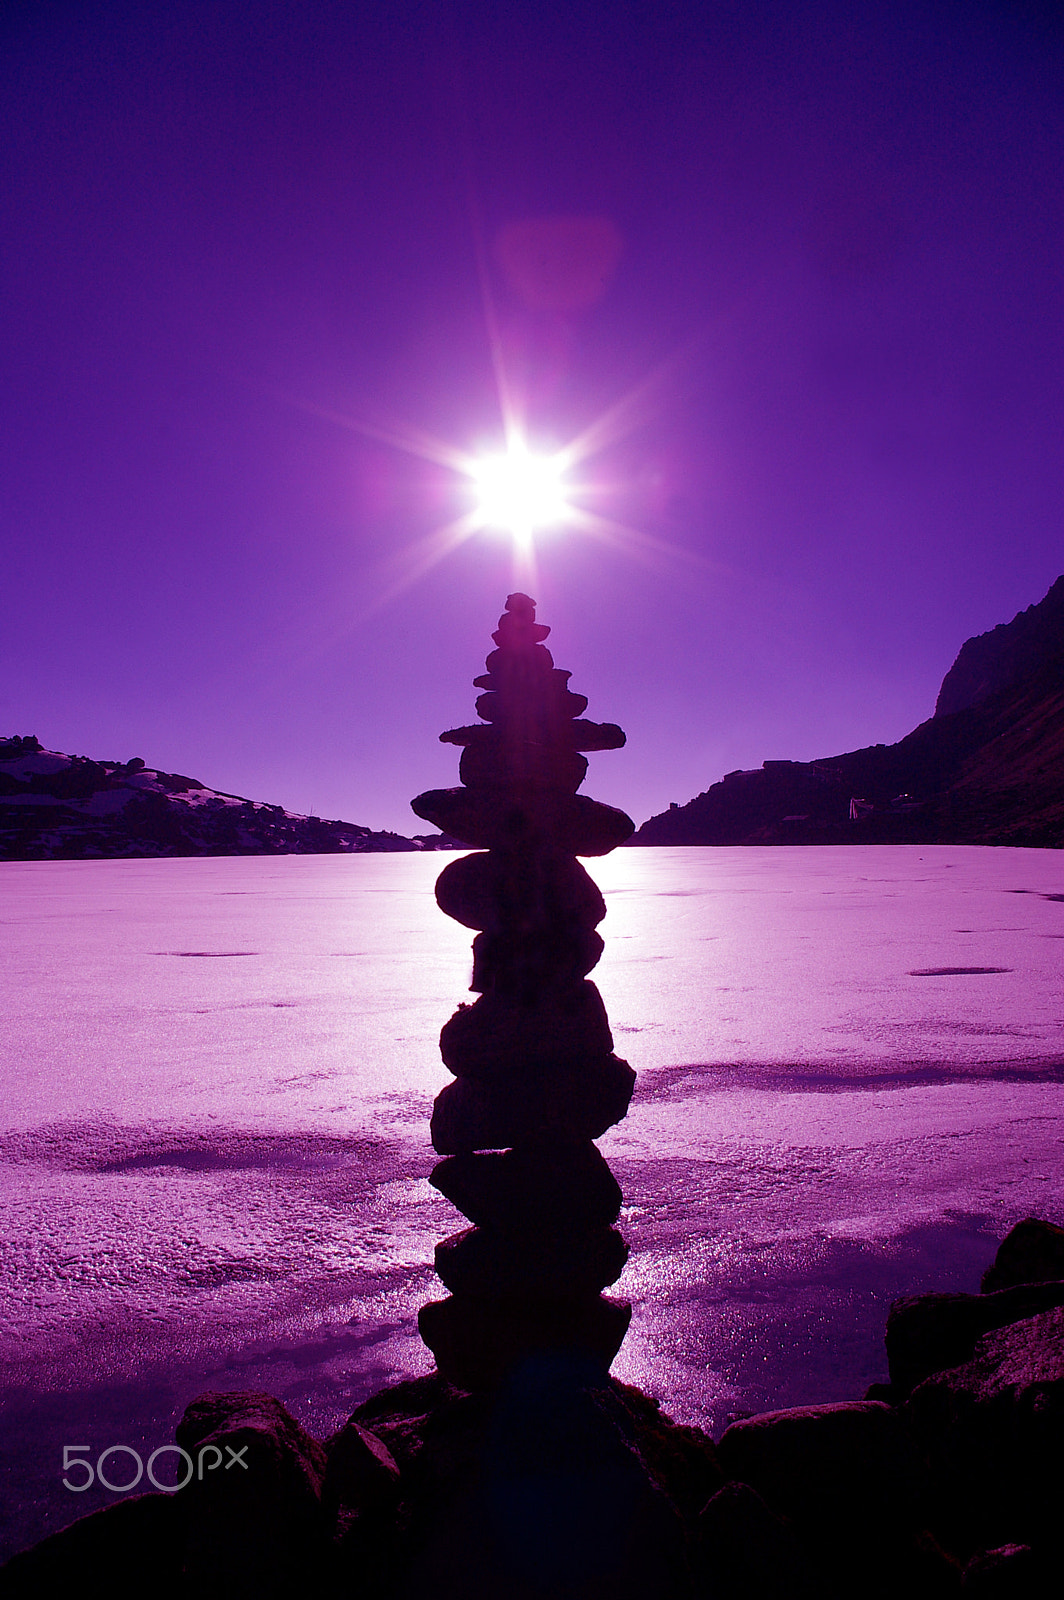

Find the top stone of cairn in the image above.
[{"left": 411, "top": 594, "right": 633, "bottom": 854}]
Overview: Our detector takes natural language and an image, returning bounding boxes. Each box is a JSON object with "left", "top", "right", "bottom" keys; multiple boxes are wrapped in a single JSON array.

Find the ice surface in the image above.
[{"left": 1, "top": 846, "right": 1063, "bottom": 1557}]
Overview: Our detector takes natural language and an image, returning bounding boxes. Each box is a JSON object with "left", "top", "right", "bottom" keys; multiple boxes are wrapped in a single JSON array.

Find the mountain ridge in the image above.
[
  {"left": 633, "top": 577, "right": 1064, "bottom": 849},
  {"left": 0, "top": 736, "right": 433, "bottom": 860},
  {"left": 935, "top": 574, "right": 1064, "bottom": 717},
  {"left": 8, "top": 577, "right": 1064, "bottom": 859}
]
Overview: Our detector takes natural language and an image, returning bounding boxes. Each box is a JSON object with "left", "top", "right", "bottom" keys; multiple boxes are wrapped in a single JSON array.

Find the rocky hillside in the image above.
[
  {"left": 0, "top": 736, "right": 428, "bottom": 860},
  {"left": 935, "top": 574, "right": 1064, "bottom": 717},
  {"left": 634, "top": 577, "right": 1064, "bottom": 848}
]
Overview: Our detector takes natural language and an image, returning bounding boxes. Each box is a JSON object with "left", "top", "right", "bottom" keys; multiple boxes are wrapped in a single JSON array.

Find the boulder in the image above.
[
  {"left": 606, "top": 1382, "right": 725, "bottom": 1526},
  {"left": 434, "top": 1223, "right": 628, "bottom": 1296},
  {"left": 981, "top": 1218, "right": 1064, "bottom": 1293},
  {"left": 322, "top": 1417, "right": 400, "bottom": 1520},
  {"left": 174, "top": 1390, "right": 327, "bottom": 1596},
  {"left": 697, "top": 1480, "right": 812, "bottom": 1599},
  {"left": 411, "top": 785, "right": 635, "bottom": 854},
  {"left": 717, "top": 1400, "right": 925, "bottom": 1530},
  {"left": 439, "top": 982, "right": 613, "bottom": 1078},
  {"left": 886, "top": 1280, "right": 1064, "bottom": 1398},
  {"left": 376, "top": 1359, "right": 692, "bottom": 1599},
  {"left": 434, "top": 847, "right": 606, "bottom": 933},
  {"left": 459, "top": 740, "right": 588, "bottom": 792},
  {"left": 430, "top": 1143, "right": 623, "bottom": 1232},
  {"left": 430, "top": 1053, "right": 636, "bottom": 1153},
  {"left": 0, "top": 1494, "right": 182, "bottom": 1598},
  {"left": 904, "top": 1305, "right": 1064, "bottom": 1553},
  {"left": 961, "top": 1543, "right": 1037, "bottom": 1595},
  {"left": 470, "top": 924, "right": 605, "bottom": 992},
  {"left": 418, "top": 1293, "right": 632, "bottom": 1391},
  {"left": 351, "top": 1367, "right": 722, "bottom": 1531},
  {"left": 321, "top": 1419, "right": 400, "bottom": 1579}
]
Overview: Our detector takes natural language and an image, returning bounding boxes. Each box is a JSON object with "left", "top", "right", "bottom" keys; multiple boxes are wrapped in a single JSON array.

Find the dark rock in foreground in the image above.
[
  {"left": 0, "top": 1495, "right": 185, "bottom": 1599},
  {"left": 175, "top": 1392, "right": 328, "bottom": 1595},
  {"left": 980, "top": 1216, "right": 1064, "bottom": 1293},
  {"left": 906, "top": 1305, "right": 1064, "bottom": 1560},
  {"left": 1, "top": 1372, "right": 720, "bottom": 1600},
  {"left": 8, "top": 1214, "right": 1064, "bottom": 1597},
  {"left": 351, "top": 1364, "right": 709, "bottom": 1599},
  {"left": 0, "top": 734, "right": 425, "bottom": 859},
  {"left": 886, "top": 1280, "right": 1064, "bottom": 1400},
  {"left": 696, "top": 1480, "right": 812, "bottom": 1599},
  {"left": 717, "top": 1399, "right": 925, "bottom": 1530}
]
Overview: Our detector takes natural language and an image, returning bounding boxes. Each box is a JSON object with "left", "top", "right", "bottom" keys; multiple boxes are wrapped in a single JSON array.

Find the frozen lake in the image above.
[{"left": 2, "top": 844, "right": 1064, "bottom": 1557}]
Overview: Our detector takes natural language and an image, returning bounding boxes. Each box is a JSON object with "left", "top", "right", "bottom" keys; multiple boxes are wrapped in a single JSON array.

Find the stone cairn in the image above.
[{"left": 411, "top": 592, "right": 637, "bottom": 1388}]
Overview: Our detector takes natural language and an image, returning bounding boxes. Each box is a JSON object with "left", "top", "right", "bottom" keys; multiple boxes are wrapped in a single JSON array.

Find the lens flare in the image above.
[{"left": 269, "top": 332, "right": 712, "bottom": 626}]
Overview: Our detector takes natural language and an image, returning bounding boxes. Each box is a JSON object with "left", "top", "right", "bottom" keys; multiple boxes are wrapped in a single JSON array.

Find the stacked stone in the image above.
[{"left": 411, "top": 593, "right": 637, "bottom": 1389}]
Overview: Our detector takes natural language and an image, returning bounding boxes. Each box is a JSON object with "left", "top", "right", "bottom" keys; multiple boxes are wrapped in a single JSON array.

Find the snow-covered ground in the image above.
[{"left": 2, "top": 846, "right": 1063, "bottom": 1556}]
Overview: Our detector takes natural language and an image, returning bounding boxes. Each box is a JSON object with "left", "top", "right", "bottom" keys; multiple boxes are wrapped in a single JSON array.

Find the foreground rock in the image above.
[
  {"left": 0, "top": 1375, "right": 721, "bottom": 1600},
  {"left": 174, "top": 1393, "right": 328, "bottom": 1594},
  {"left": 980, "top": 1216, "right": 1064, "bottom": 1293},
  {"left": 905, "top": 1306, "right": 1064, "bottom": 1562},
  {"left": 0, "top": 1495, "right": 184, "bottom": 1599},
  {"left": 6, "top": 1229, "right": 1063, "bottom": 1595},
  {"left": 351, "top": 1366, "right": 718, "bottom": 1599},
  {"left": 886, "top": 1279, "right": 1064, "bottom": 1400},
  {"left": 717, "top": 1399, "right": 924, "bottom": 1528},
  {"left": 715, "top": 1400, "right": 950, "bottom": 1596},
  {"left": 696, "top": 1481, "right": 812, "bottom": 1599}
]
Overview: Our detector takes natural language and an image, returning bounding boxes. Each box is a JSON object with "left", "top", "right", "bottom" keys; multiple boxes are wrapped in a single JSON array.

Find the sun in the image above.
[
  {"left": 278, "top": 347, "right": 709, "bottom": 617},
  {"left": 469, "top": 442, "right": 570, "bottom": 550}
]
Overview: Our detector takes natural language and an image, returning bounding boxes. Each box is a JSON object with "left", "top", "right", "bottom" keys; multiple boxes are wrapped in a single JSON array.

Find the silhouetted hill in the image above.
[
  {"left": 634, "top": 578, "right": 1064, "bottom": 849},
  {"left": 935, "top": 574, "right": 1064, "bottom": 716},
  {"left": 0, "top": 737, "right": 430, "bottom": 860}
]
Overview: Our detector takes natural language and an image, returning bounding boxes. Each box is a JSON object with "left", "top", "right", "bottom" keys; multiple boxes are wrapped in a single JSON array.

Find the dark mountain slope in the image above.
[
  {"left": 0, "top": 736, "right": 427, "bottom": 860},
  {"left": 634, "top": 579, "right": 1064, "bottom": 849},
  {"left": 935, "top": 575, "right": 1064, "bottom": 716}
]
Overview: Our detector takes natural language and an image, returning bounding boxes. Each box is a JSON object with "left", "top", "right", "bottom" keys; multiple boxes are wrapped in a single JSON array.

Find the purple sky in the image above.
[{"left": 2, "top": 1, "right": 1062, "bottom": 833}]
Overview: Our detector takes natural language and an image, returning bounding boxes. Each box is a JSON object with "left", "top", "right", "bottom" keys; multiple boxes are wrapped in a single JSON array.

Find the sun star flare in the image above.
[{"left": 469, "top": 443, "right": 571, "bottom": 549}]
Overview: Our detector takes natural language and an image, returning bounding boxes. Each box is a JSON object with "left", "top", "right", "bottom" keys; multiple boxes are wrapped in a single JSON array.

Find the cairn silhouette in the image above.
[{"left": 412, "top": 593, "right": 637, "bottom": 1387}]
